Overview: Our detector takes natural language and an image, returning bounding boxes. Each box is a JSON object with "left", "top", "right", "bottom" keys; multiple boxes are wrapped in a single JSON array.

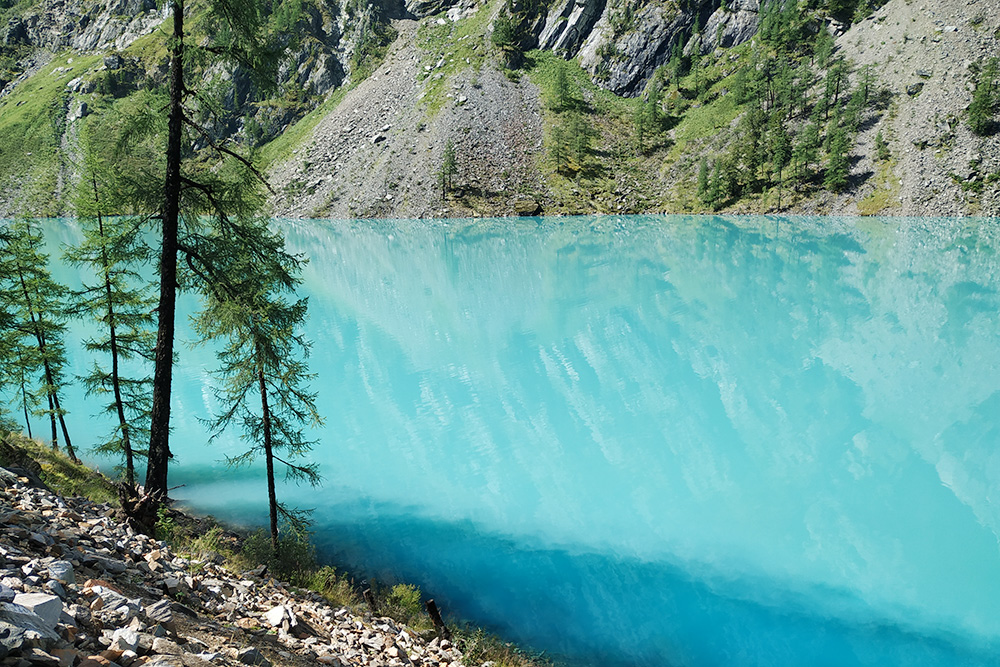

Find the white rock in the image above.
[
  {"left": 111, "top": 627, "right": 140, "bottom": 652},
  {"left": 264, "top": 605, "right": 288, "bottom": 627}
]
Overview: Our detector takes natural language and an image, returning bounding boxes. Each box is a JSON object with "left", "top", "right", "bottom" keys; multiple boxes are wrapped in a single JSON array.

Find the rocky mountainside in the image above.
[
  {"left": 830, "top": 0, "right": 1000, "bottom": 216},
  {"left": 0, "top": 466, "right": 478, "bottom": 667},
  {"left": 0, "top": 0, "right": 998, "bottom": 217}
]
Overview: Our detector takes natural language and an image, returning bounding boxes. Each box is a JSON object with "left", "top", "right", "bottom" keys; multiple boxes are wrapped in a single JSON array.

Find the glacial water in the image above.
[{"left": 29, "top": 215, "right": 1000, "bottom": 666}]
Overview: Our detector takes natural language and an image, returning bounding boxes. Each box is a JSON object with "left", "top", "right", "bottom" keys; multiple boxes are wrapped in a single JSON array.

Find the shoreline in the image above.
[{"left": 0, "top": 431, "right": 553, "bottom": 667}]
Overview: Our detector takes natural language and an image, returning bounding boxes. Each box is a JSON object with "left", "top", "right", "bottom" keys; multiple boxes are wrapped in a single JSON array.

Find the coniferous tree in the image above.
[
  {"left": 793, "top": 109, "right": 822, "bottom": 186},
  {"left": 195, "top": 221, "right": 321, "bottom": 556},
  {"left": 552, "top": 60, "right": 573, "bottom": 111},
  {"left": 0, "top": 220, "right": 76, "bottom": 462},
  {"left": 145, "top": 0, "right": 291, "bottom": 500},
  {"left": 439, "top": 140, "right": 458, "bottom": 198},
  {"left": 697, "top": 157, "right": 710, "bottom": 202},
  {"left": 824, "top": 125, "right": 851, "bottom": 191},
  {"left": 709, "top": 159, "right": 727, "bottom": 207},
  {"left": 65, "top": 142, "right": 156, "bottom": 489},
  {"left": 568, "top": 112, "right": 595, "bottom": 170},
  {"left": 550, "top": 120, "right": 569, "bottom": 173},
  {"left": 814, "top": 24, "right": 834, "bottom": 69},
  {"left": 769, "top": 115, "right": 793, "bottom": 208}
]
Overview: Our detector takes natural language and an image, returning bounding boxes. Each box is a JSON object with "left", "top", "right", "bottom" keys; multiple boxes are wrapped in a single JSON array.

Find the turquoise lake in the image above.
[{"left": 30, "top": 215, "right": 1000, "bottom": 666}]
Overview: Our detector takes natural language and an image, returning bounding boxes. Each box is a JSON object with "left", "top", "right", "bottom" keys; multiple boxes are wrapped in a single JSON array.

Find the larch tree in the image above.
[
  {"left": 968, "top": 57, "right": 998, "bottom": 136},
  {"left": 0, "top": 220, "right": 77, "bottom": 461},
  {"left": 144, "top": 0, "right": 294, "bottom": 500},
  {"left": 64, "top": 128, "right": 157, "bottom": 490},
  {"left": 194, "top": 221, "right": 322, "bottom": 556},
  {"left": 439, "top": 140, "right": 458, "bottom": 199}
]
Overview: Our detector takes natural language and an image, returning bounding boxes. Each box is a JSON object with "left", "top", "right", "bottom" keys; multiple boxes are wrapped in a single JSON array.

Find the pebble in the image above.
[{"left": 0, "top": 467, "right": 475, "bottom": 667}]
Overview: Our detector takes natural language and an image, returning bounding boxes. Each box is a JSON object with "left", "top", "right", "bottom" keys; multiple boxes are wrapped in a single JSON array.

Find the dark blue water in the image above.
[{"left": 29, "top": 215, "right": 1000, "bottom": 666}]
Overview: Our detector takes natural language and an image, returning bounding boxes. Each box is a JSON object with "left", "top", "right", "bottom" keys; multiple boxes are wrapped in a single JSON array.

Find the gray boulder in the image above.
[{"left": 11, "top": 593, "right": 62, "bottom": 630}]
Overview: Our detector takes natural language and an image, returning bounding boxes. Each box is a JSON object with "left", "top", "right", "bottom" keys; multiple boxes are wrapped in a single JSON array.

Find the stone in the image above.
[
  {"left": 110, "top": 628, "right": 139, "bottom": 653},
  {"left": 0, "top": 584, "right": 14, "bottom": 603},
  {"left": 263, "top": 606, "right": 287, "bottom": 628},
  {"left": 12, "top": 593, "right": 63, "bottom": 630},
  {"left": 144, "top": 658, "right": 185, "bottom": 667},
  {"left": 29, "top": 533, "right": 53, "bottom": 548},
  {"left": 49, "top": 648, "right": 77, "bottom": 667},
  {"left": 180, "top": 654, "right": 212, "bottom": 667},
  {"left": 77, "top": 657, "right": 112, "bottom": 667},
  {"left": 24, "top": 647, "right": 60, "bottom": 666},
  {"left": 44, "top": 581, "right": 67, "bottom": 600},
  {"left": 236, "top": 648, "right": 270, "bottom": 667},
  {"left": 0, "top": 622, "right": 28, "bottom": 658},
  {"left": 145, "top": 599, "right": 174, "bottom": 629},
  {"left": 151, "top": 638, "right": 184, "bottom": 656}
]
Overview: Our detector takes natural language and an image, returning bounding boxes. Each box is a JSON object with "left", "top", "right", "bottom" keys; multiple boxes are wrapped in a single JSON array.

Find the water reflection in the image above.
[{"left": 33, "top": 215, "right": 1000, "bottom": 666}]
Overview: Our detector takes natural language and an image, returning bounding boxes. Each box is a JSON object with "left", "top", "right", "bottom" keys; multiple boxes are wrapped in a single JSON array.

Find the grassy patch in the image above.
[
  {"left": 0, "top": 52, "right": 102, "bottom": 214},
  {"left": 455, "top": 626, "right": 554, "bottom": 667},
  {"left": 256, "top": 85, "right": 351, "bottom": 169},
  {"left": 857, "top": 159, "right": 899, "bottom": 215},
  {"left": 416, "top": 4, "right": 491, "bottom": 117},
  {"left": 0, "top": 431, "right": 118, "bottom": 504}
]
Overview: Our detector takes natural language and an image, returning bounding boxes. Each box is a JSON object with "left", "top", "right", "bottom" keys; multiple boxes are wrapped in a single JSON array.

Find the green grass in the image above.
[
  {"left": 416, "top": 2, "right": 492, "bottom": 117},
  {"left": 857, "top": 158, "right": 899, "bottom": 215},
  {"left": 0, "top": 52, "right": 103, "bottom": 214},
  {"left": 256, "top": 85, "right": 351, "bottom": 169},
  {"left": 0, "top": 431, "right": 118, "bottom": 504}
]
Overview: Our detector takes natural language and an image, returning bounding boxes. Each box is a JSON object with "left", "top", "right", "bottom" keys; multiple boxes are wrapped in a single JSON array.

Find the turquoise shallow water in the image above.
[{"left": 29, "top": 215, "right": 1000, "bottom": 666}]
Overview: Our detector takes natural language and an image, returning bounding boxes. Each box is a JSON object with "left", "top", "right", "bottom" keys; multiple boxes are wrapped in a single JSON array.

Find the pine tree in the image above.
[
  {"left": 814, "top": 24, "right": 834, "bottom": 70},
  {"left": 552, "top": 60, "right": 573, "bottom": 111},
  {"left": 824, "top": 126, "right": 851, "bottom": 192},
  {"left": 568, "top": 112, "right": 595, "bottom": 170},
  {"left": 697, "top": 157, "right": 710, "bottom": 203},
  {"left": 195, "top": 221, "right": 321, "bottom": 556},
  {"left": 550, "top": 120, "right": 569, "bottom": 173},
  {"left": 65, "top": 141, "right": 156, "bottom": 489},
  {"left": 769, "top": 115, "right": 792, "bottom": 209},
  {"left": 793, "top": 109, "right": 822, "bottom": 186},
  {"left": 0, "top": 220, "right": 76, "bottom": 462}
]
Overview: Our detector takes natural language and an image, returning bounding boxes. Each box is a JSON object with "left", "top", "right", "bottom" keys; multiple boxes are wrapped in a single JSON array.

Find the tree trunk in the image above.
[
  {"left": 52, "top": 388, "right": 75, "bottom": 462},
  {"left": 97, "top": 209, "right": 135, "bottom": 491},
  {"left": 147, "top": 0, "right": 185, "bottom": 498},
  {"left": 20, "top": 375, "right": 32, "bottom": 440},
  {"left": 258, "top": 359, "right": 279, "bottom": 557},
  {"left": 46, "top": 392, "right": 57, "bottom": 451}
]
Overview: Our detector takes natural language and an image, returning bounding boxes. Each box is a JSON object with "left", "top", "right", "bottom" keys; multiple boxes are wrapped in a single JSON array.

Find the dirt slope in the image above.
[
  {"left": 830, "top": 0, "right": 1000, "bottom": 216},
  {"left": 267, "top": 19, "right": 548, "bottom": 220}
]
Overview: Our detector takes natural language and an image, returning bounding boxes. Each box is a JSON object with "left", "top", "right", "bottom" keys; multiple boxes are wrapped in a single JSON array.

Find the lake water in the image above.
[{"left": 31, "top": 215, "right": 1000, "bottom": 666}]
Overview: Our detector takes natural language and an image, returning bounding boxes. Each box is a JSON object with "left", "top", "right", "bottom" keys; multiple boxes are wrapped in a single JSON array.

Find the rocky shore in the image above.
[{"left": 0, "top": 466, "right": 477, "bottom": 667}]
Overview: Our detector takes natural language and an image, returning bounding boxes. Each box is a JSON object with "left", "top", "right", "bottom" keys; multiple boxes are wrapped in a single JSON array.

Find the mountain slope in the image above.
[
  {"left": 831, "top": 0, "right": 1000, "bottom": 216},
  {"left": 1, "top": 0, "right": 998, "bottom": 218}
]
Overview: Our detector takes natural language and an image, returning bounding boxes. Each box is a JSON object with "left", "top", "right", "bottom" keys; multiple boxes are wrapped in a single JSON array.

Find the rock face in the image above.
[
  {"left": 700, "top": 0, "right": 761, "bottom": 52},
  {"left": 0, "top": 467, "right": 478, "bottom": 667},
  {"left": 2, "top": 0, "right": 165, "bottom": 53},
  {"left": 534, "top": 0, "right": 759, "bottom": 96}
]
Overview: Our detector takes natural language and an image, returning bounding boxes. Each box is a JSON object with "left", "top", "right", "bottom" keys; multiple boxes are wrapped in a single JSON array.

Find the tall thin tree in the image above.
[
  {"left": 66, "top": 140, "right": 156, "bottom": 489},
  {"left": 0, "top": 220, "right": 76, "bottom": 461},
  {"left": 194, "top": 221, "right": 322, "bottom": 555}
]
